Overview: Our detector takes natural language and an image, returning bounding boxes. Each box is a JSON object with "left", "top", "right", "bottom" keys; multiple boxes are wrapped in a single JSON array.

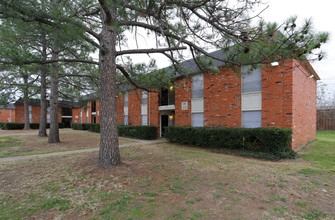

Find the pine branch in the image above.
[
  {"left": 59, "top": 73, "right": 99, "bottom": 79},
  {"left": 116, "top": 46, "right": 187, "bottom": 56},
  {"left": 1, "top": 58, "right": 99, "bottom": 65},
  {"left": 116, "top": 65, "right": 155, "bottom": 92}
]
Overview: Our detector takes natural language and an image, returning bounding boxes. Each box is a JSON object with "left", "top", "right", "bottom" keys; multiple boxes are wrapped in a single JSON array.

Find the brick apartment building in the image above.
[
  {"left": 0, "top": 99, "right": 76, "bottom": 127},
  {"left": 72, "top": 50, "right": 319, "bottom": 150},
  {"left": 1, "top": 51, "right": 318, "bottom": 149},
  {"left": 0, "top": 104, "right": 15, "bottom": 123}
]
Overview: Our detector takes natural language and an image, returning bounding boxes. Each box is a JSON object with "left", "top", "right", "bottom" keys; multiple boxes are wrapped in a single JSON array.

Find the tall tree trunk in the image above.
[
  {"left": 23, "top": 75, "right": 31, "bottom": 130},
  {"left": 48, "top": 47, "right": 60, "bottom": 143},
  {"left": 38, "top": 38, "right": 48, "bottom": 137},
  {"left": 98, "top": 6, "right": 121, "bottom": 167}
]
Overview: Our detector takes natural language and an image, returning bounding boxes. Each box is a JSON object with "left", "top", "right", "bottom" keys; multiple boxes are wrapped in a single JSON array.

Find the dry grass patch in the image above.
[
  {"left": 1, "top": 135, "right": 335, "bottom": 219},
  {"left": 0, "top": 129, "right": 135, "bottom": 158}
]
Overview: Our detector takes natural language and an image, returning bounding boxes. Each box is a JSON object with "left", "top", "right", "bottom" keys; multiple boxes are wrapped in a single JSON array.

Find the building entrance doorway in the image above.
[{"left": 161, "top": 115, "right": 169, "bottom": 137}]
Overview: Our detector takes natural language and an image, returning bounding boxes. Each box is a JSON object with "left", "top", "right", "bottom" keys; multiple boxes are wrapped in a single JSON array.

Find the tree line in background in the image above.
[
  {"left": 317, "top": 82, "right": 335, "bottom": 131},
  {"left": 0, "top": 0, "right": 329, "bottom": 168}
]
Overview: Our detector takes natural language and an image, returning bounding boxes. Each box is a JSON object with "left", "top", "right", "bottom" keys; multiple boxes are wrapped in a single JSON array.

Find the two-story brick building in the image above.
[
  {"left": 72, "top": 50, "right": 319, "bottom": 150},
  {"left": 0, "top": 104, "right": 15, "bottom": 122},
  {"left": 7, "top": 99, "right": 77, "bottom": 127}
]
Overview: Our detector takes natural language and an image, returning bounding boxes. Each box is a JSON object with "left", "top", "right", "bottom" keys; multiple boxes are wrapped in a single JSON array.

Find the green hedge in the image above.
[
  {"left": 72, "top": 123, "right": 90, "bottom": 130},
  {"left": 72, "top": 123, "right": 157, "bottom": 140},
  {"left": 0, "top": 122, "right": 65, "bottom": 130},
  {"left": 88, "top": 123, "right": 100, "bottom": 133},
  {"left": 164, "top": 126, "right": 297, "bottom": 160},
  {"left": 118, "top": 125, "right": 157, "bottom": 140}
]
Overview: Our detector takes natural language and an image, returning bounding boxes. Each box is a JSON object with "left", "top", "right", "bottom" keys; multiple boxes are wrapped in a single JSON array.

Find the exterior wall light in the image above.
[
  {"left": 271, "top": 61, "right": 279, "bottom": 66},
  {"left": 169, "top": 115, "right": 173, "bottom": 120},
  {"left": 169, "top": 86, "right": 174, "bottom": 91}
]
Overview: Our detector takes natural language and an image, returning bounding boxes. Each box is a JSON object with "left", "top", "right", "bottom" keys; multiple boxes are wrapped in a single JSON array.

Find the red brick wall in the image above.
[
  {"left": 262, "top": 60, "right": 293, "bottom": 129},
  {"left": 204, "top": 67, "right": 242, "bottom": 127},
  {"left": 15, "top": 105, "right": 61, "bottom": 123},
  {"left": 291, "top": 59, "right": 317, "bottom": 149},
  {"left": 58, "top": 108, "right": 62, "bottom": 123},
  {"left": 148, "top": 91, "right": 160, "bottom": 136},
  {"left": 82, "top": 106, "right": 88, "bottom": 123},
  {"left": 261, "top": 59, "right": 317, "bottom": 149},
  {"left": 87, "top": 101, "right": 92, "bottom": 123},
  {"left": 14, "top": 105, "right": 24, "bottom": 123},
  {"left": 117, "top": 93, "right": 124, "bottom": 124},
  {"left": 148, "top": 91, "right": 160, "bottom": 127},
  {"left": 15, "top": 105, "right": 43, "bottom": 123},
  {"left": 96, "top": 100, "right": 101, "bottom": 123},
  {"left": 128, "top": 89, "right": 141, "bottom": 125},
  {"left": 31, "top": 106, "right": 41, "bottom": 123},
  {"left": 82, "top": 100, "right": 102, "bottom": 123},
  {"left": 72, "top": 108, "right": 81, "bottom": 123},
  {"left": 175, "top": 76, "right": 192, "bottom": 126},
  {"left": 0, "top": 109, "right": 15, "bottom": 122},
  {"left": 94, "top": 59, "right": 317, "bottom": 149}
]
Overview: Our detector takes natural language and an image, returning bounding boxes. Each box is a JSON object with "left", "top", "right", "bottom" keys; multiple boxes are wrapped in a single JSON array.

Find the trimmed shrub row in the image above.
[
  {"left": 72, "top": 123, "right": 90, "bottom": 130},
  {"left": 118, "top": 125, "right": 157, "bottom": 140},
  {"left": 72, "top": 123, "right": 157, "bottom": 140},
  {"left": 72, "top": 123, "right": 100, "bottom": 132},
  {"left": 0, "top": 122, "right": 65, "bottom": 130},
  {"left": 164, "top": 126, "right": 297, "bottom": 160}
]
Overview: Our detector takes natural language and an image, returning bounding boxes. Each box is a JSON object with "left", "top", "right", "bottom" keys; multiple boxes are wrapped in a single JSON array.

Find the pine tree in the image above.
[{"left": 0, "top": 0, "right": 329, "bottom": 167}]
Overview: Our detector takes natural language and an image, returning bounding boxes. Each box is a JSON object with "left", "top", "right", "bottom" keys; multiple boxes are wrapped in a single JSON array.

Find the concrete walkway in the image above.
[{"left": 0, "top": 138, "right": 167, "bottom": 163}]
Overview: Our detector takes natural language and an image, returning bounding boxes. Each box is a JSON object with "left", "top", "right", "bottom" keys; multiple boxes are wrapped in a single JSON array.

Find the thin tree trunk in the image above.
[
  {"left": 98, "top": 6, "right": 121, "bottom": 167},
  {"left": 48, "top": 46, "right": 60, "bottom": 143},
  {"left": 38, "top": 38, "right": 48, "bottom": 137},
  {"left": 23, "top": 75, "right": 31, "bottom": 130}
]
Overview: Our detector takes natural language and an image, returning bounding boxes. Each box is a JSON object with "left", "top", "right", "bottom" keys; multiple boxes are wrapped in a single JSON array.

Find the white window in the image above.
[
  {"left": 80, "top": 108, "right": 82, "bottom": 123},
  {"left": 124, "top": 115, "right": 128, "bottom": 125},
  {"left": 141, "top": 115, "right": 147, "bottom": 125},
  {"left": 141, "top": 91, "right": 148, "bottom": 125},
  {"left": 242, "top": 66, "right": 262, "bottom": 93},
  {"left": 242, "top": 111, "right": 262, "bottom": 128},
  {"left": 191, "top": 98, "right": 204, "bottom": 113},
  {"left": 192, "top": 74, "right": 204, "bottom": 98},
  {"left": 191, "top": 74, "right": 204, "bottom": 127},
  {"left": 242, "top": 92, "right": 262, "bottom": 111},
  {"left": 192, "top": 113, "right": 204, "bottom": 127},
  {"left": 47, "top": 107, "right": 50, "bottom": 123},
  {"left": 242, "top": 66, "right": 262, "bottom": 128},
  {"left": 124, "top": 92, "right": 128, "bottom": 116},
  {"left": 141, "top": 105, "right": 147, "bottom": 115},
  {"left": 141, "top": 91, "right": 147, "bottom": 104},
  {"left": 29, "top": 105, "right": 32, "bottom": 123},
  {"left": 124, "top": 92, "right": 128, "bottom": 107}
]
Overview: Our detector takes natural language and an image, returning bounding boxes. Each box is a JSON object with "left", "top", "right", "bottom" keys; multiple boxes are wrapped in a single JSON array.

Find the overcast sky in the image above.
[
  {"left": 257, "top": 0, "right": 335, "bottom": 95},
  {"left": 127, "top": 0, "right": 334, "bottom": 96}
]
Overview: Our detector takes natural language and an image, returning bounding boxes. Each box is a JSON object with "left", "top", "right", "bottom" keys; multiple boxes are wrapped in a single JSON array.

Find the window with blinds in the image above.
[{"left": 241, "top": 66, "right": 262, "bottom": 128}]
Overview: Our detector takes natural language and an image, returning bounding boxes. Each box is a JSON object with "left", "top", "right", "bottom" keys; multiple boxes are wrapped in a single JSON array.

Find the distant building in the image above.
[
  {"left": 0, "top": 99, "right": 78, "bottom": 128},
  {"left": 0, "top": 104, "right": 15, "bottom": 123}
]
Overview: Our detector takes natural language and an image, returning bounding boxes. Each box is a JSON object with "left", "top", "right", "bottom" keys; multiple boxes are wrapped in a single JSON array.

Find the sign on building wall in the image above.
[{"left": 181, "top": 102, "right": 188, "bottom": 110}]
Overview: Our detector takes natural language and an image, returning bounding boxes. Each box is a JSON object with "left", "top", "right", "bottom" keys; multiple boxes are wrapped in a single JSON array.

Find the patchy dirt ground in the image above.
[
  {"left": 0, "top": 129, "right": 134, "bottom": 158},
  {"left": 0, "top": 129, "right": 335, "bottom": 219}
]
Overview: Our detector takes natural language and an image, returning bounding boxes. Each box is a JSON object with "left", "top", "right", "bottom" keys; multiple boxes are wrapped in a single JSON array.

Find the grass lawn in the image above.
[
  {"left": 0, "top": 130, "right": 335, "bottom": 219},
  {"left": 0, "top": 129, "right": 135, "bottom": 158}
]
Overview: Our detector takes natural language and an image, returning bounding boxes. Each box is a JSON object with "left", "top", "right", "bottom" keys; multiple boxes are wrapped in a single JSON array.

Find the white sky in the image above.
[
  {"left": 261, "top": 0, "right": 335, "bottom": 96},
  {"left": 125, "top": 0, "right": 334, "bottom": 96}
]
